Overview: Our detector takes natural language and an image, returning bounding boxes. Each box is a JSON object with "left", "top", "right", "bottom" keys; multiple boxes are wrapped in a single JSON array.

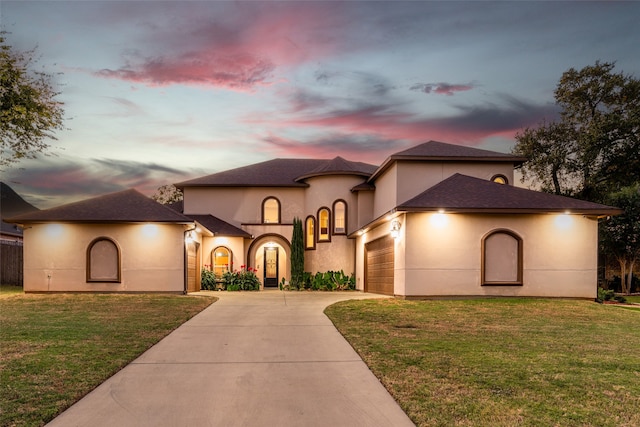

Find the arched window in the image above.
[
  {"left": 87, "top": 237, "right": 120, "bottom": 282},
  {"left": 482, "top": 230, "right": 523, "bottom": 285},
  {"left": 262, "top": 197, "right": 280, "bottom": 223},
  {"left": 212, "top": 247, "right": 232, "bottom": 277},
  {"left": 305, "top": 216, "right": 316, "bottom": 250},
  {"left": 317, "top": 207, "right": 331, "bottom": 242},
  {"left": 333, "top": 200, "right": 347, "bottom": 235},
  {"left": 491, "top": 174, "right": 509, "bottom": 185}
]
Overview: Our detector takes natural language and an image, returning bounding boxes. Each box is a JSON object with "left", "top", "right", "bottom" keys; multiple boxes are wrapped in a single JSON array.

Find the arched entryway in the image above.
[{"left": 247, "top": 234, "right": 291, "bottom": 288}]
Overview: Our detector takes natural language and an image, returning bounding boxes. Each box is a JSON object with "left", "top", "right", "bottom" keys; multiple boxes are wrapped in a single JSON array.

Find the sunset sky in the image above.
[{"left": 1, "top": 1, "right": 639, "bottom": 208}]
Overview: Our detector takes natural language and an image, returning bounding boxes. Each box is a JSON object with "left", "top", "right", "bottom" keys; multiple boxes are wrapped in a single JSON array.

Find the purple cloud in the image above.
[{"left": 411, "top": 82, "right": 475, "bottom": 96}]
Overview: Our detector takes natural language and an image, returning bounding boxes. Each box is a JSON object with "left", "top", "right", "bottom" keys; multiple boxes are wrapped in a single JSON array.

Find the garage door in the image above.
[
  {"left": 365, "top": 235, "right": 394, "bottom": 295},
  {"left": 186, "top": 241, "right": 200, "bottom": 293}
]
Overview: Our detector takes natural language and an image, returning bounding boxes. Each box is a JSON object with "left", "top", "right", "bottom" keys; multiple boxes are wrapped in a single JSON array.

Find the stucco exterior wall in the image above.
[
  {"left": 401, "top": 212, "right": 598, "bottom": 298},
  {"left": 200, "top": 235, "right": 247, "bottom": 273},
  {"left": 183, "top": 187, "right": 305, "bottom": 225},
  {"left": 396, "top": 161, "right": 515, "bottom": 206},
  {"left": 23, "top": 223, "right": 186, "bottom": 293},
  {"left": 372, "top": 161, "right": 515, "bottom": 218},
  {"left": 301, "top": 175, "right": 362, "bottom": 274},
  {"left": 305, "top": 235, "right": 355, "bottom": 275},
  {"left": 372, "top": 163, "right": 398, "bottom": 219},
  {"left": 355, "top": 191, "right": 374, "bottom": 230}
]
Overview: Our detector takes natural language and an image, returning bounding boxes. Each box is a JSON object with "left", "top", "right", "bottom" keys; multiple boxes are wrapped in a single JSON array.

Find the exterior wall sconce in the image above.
[
  {"left": 390, "top": 219, "right": 401, "bottom": 239},
  {"left": 185, "top": 230, "right": 195, "bottom": 244}
]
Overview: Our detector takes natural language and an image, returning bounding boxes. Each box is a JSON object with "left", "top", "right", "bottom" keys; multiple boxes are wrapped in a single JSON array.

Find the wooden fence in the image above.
[{"left": 1, "top": 240, "right": 23, "bottom": 285}]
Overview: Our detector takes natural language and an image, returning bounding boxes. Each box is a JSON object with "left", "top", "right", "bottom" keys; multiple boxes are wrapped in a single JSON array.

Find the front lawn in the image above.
[
  {"left": 326, "top": 298, "right": 640, "bottom": 427},
  {"left": 0, "top": 292, "right": 215, "bottom": 427}
]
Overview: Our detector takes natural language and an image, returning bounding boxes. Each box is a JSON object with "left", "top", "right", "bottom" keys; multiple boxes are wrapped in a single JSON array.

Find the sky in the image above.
[{"left": 1, "top": 1, "right": 639, "bottom": 208}]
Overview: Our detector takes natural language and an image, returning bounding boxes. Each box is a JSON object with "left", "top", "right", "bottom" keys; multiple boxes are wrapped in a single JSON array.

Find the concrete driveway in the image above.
[{"left": 47, "top": 291, "right": 415, "bottom": 427}]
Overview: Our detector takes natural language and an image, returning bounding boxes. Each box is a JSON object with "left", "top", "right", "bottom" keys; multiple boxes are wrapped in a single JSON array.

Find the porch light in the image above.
[
  {"left": 390, "top": 220, "right": 401, "bottom": 239},
  {"left": 185, "top": 230, "right": 195, "bottom": 244}
]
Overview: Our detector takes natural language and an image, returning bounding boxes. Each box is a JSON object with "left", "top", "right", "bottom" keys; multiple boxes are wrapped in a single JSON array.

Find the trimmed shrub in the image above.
[{"left": 201, "top": 268, "right": 217, "bottom": 290}]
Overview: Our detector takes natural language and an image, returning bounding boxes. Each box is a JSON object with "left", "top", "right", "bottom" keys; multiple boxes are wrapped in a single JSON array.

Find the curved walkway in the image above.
[{"left": 47, "top": 291, "right": 414, "bottom": 427}]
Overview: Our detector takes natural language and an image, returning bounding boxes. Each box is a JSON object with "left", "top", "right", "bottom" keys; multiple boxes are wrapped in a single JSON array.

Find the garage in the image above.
[
  {"left": 365, "top": 235, "right": 394, "bottom": 295},
  {"left": 186, "top": 241, "right": 200, "bottom": 293}
]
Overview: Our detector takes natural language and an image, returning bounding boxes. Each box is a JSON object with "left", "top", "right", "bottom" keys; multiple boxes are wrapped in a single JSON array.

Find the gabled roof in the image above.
[
  {"left": 397, "top": 174, "right": 622, "bottom": 215},
  {"left": 369, "top": 140, "right": 527, "bottom": 183},
  {"left": 5, "top": 189, "right": 193, "bottom": 224},
  {"left": 188, "top": 214, "right": 252, "bottom": 238},
  {"left": 175, "top": 158, "right": 377, "bottom": 188}
]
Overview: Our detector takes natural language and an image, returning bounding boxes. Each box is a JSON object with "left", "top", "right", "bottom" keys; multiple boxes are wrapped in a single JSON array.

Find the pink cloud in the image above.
[
  {"left": 96, "top": 52, "right": 275, "bottom": 91},
  {"left": 245, "top": 93, "right": 557, "bottom": 148},
  {"left": 411, "top": 82, "right": 475, "bottom": 96},
  {"left": 95, "top": 3, "right": 348, "bottom": 90}
]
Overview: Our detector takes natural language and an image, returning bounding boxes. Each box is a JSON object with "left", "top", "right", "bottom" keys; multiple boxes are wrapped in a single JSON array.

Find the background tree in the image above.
[
  {"left": 1, "top": 33, "right": 65, "bottom": 167},
  {"left": 513, "top": 61, "right": 639, "bottom": 202},
  {"left": 600, "top": 185, "right": 640, "bottom": 294},
  {"left": 290, "top": 217, "right": 304, "bottom": 290},
  {"left": 151, "top": 184, "right": 183, "bottom": 205},
  {"left": 513, "top": 61, "right": 640, "bottom": 291}
]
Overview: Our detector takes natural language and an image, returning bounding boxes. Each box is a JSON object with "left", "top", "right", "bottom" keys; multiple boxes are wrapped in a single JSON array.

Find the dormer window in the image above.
[
  {"left": 491, "top": 174, "right": 508, "bottom": 185},
  {"left": 262, "top": 197, "right": 280, "bottom": 223}
]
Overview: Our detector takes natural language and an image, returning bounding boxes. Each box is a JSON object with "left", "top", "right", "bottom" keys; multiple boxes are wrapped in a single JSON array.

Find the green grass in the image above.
[
  {"left": 624, "top": 295, "right": 640, "bottom": 303},
  {"left": 0, "top": 285, "right": 23, "bottom": 298},
  {"left": 326, "top": 298, "right": 640, "bottom": 427},
  {"left": 0, "top": 292, "right": 215, "bottom": 427}
]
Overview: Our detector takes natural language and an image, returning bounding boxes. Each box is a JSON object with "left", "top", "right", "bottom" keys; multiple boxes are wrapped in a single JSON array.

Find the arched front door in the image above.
[
  {"left": 247, "top": 234, "right": 291, "bottom": 289},
  {"left": 264, "top": 246, "right": 279, "bottom": 287}
]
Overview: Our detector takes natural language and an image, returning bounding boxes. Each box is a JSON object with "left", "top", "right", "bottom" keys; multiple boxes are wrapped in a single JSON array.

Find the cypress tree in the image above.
[{"left": 290, "top": 217, "right": 304, "bottom": 289}]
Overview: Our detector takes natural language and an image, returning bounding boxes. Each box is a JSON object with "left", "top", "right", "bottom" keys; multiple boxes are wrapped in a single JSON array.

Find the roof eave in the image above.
[
  {"left": 395, "top": 206, "right": 623, "bottom": 216},
  {"left": 177, "top": 183, "right": 310, "bottom": 189},
  {"left": 5, "top": 219, "right": 195, "bottom": 225}
]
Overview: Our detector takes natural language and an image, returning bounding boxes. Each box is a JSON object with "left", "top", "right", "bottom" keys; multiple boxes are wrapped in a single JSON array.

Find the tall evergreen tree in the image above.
[{"left": 290, "top": 217, "right": 304, "bottom": 289}]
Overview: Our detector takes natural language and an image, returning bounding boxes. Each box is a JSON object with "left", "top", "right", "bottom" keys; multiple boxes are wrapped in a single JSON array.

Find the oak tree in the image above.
[
  {"left": 513, "top": 61, "right": 639, "bottom": 202},
  {"left": 1, "top": 34, "right": 65, "bottom": 167}
]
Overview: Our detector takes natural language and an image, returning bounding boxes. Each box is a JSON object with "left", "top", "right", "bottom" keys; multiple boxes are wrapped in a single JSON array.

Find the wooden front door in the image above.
[{"left": 264, "top": 247, "right": 279, "bottom": 287}]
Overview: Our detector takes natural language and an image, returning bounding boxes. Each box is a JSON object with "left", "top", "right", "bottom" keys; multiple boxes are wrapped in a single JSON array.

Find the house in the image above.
[
  {"left": 6, "top": 189, "right": 193, "bottom": 293},
  {"left": 1, "top": 182, "right": 39, "bottom": 243},
  {"left": 7, "top": 141, "right": 621, "bottom": 298}
]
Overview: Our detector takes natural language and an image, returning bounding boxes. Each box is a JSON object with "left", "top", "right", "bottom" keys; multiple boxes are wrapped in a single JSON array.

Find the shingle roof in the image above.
[
  {"left": 175, "top": 158, "right": 377, "bottom": 188},
  {"left": 5, "top": 189, "right": 193, "bottom": 224},
  {"left": 369, "top": 141, "right": 527, "bottom": 182},
  {"left": 397, "top": 174, "right": 622, "bottom": 215},
  {"left": 392, "top": 140, "right": 527, "bottom": 161},
  {"left": 295, "top": 156, "right": 377, "bottom": 181},
  {"left": 188, "top": 214, "right": 252, "bottom": 238}
]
